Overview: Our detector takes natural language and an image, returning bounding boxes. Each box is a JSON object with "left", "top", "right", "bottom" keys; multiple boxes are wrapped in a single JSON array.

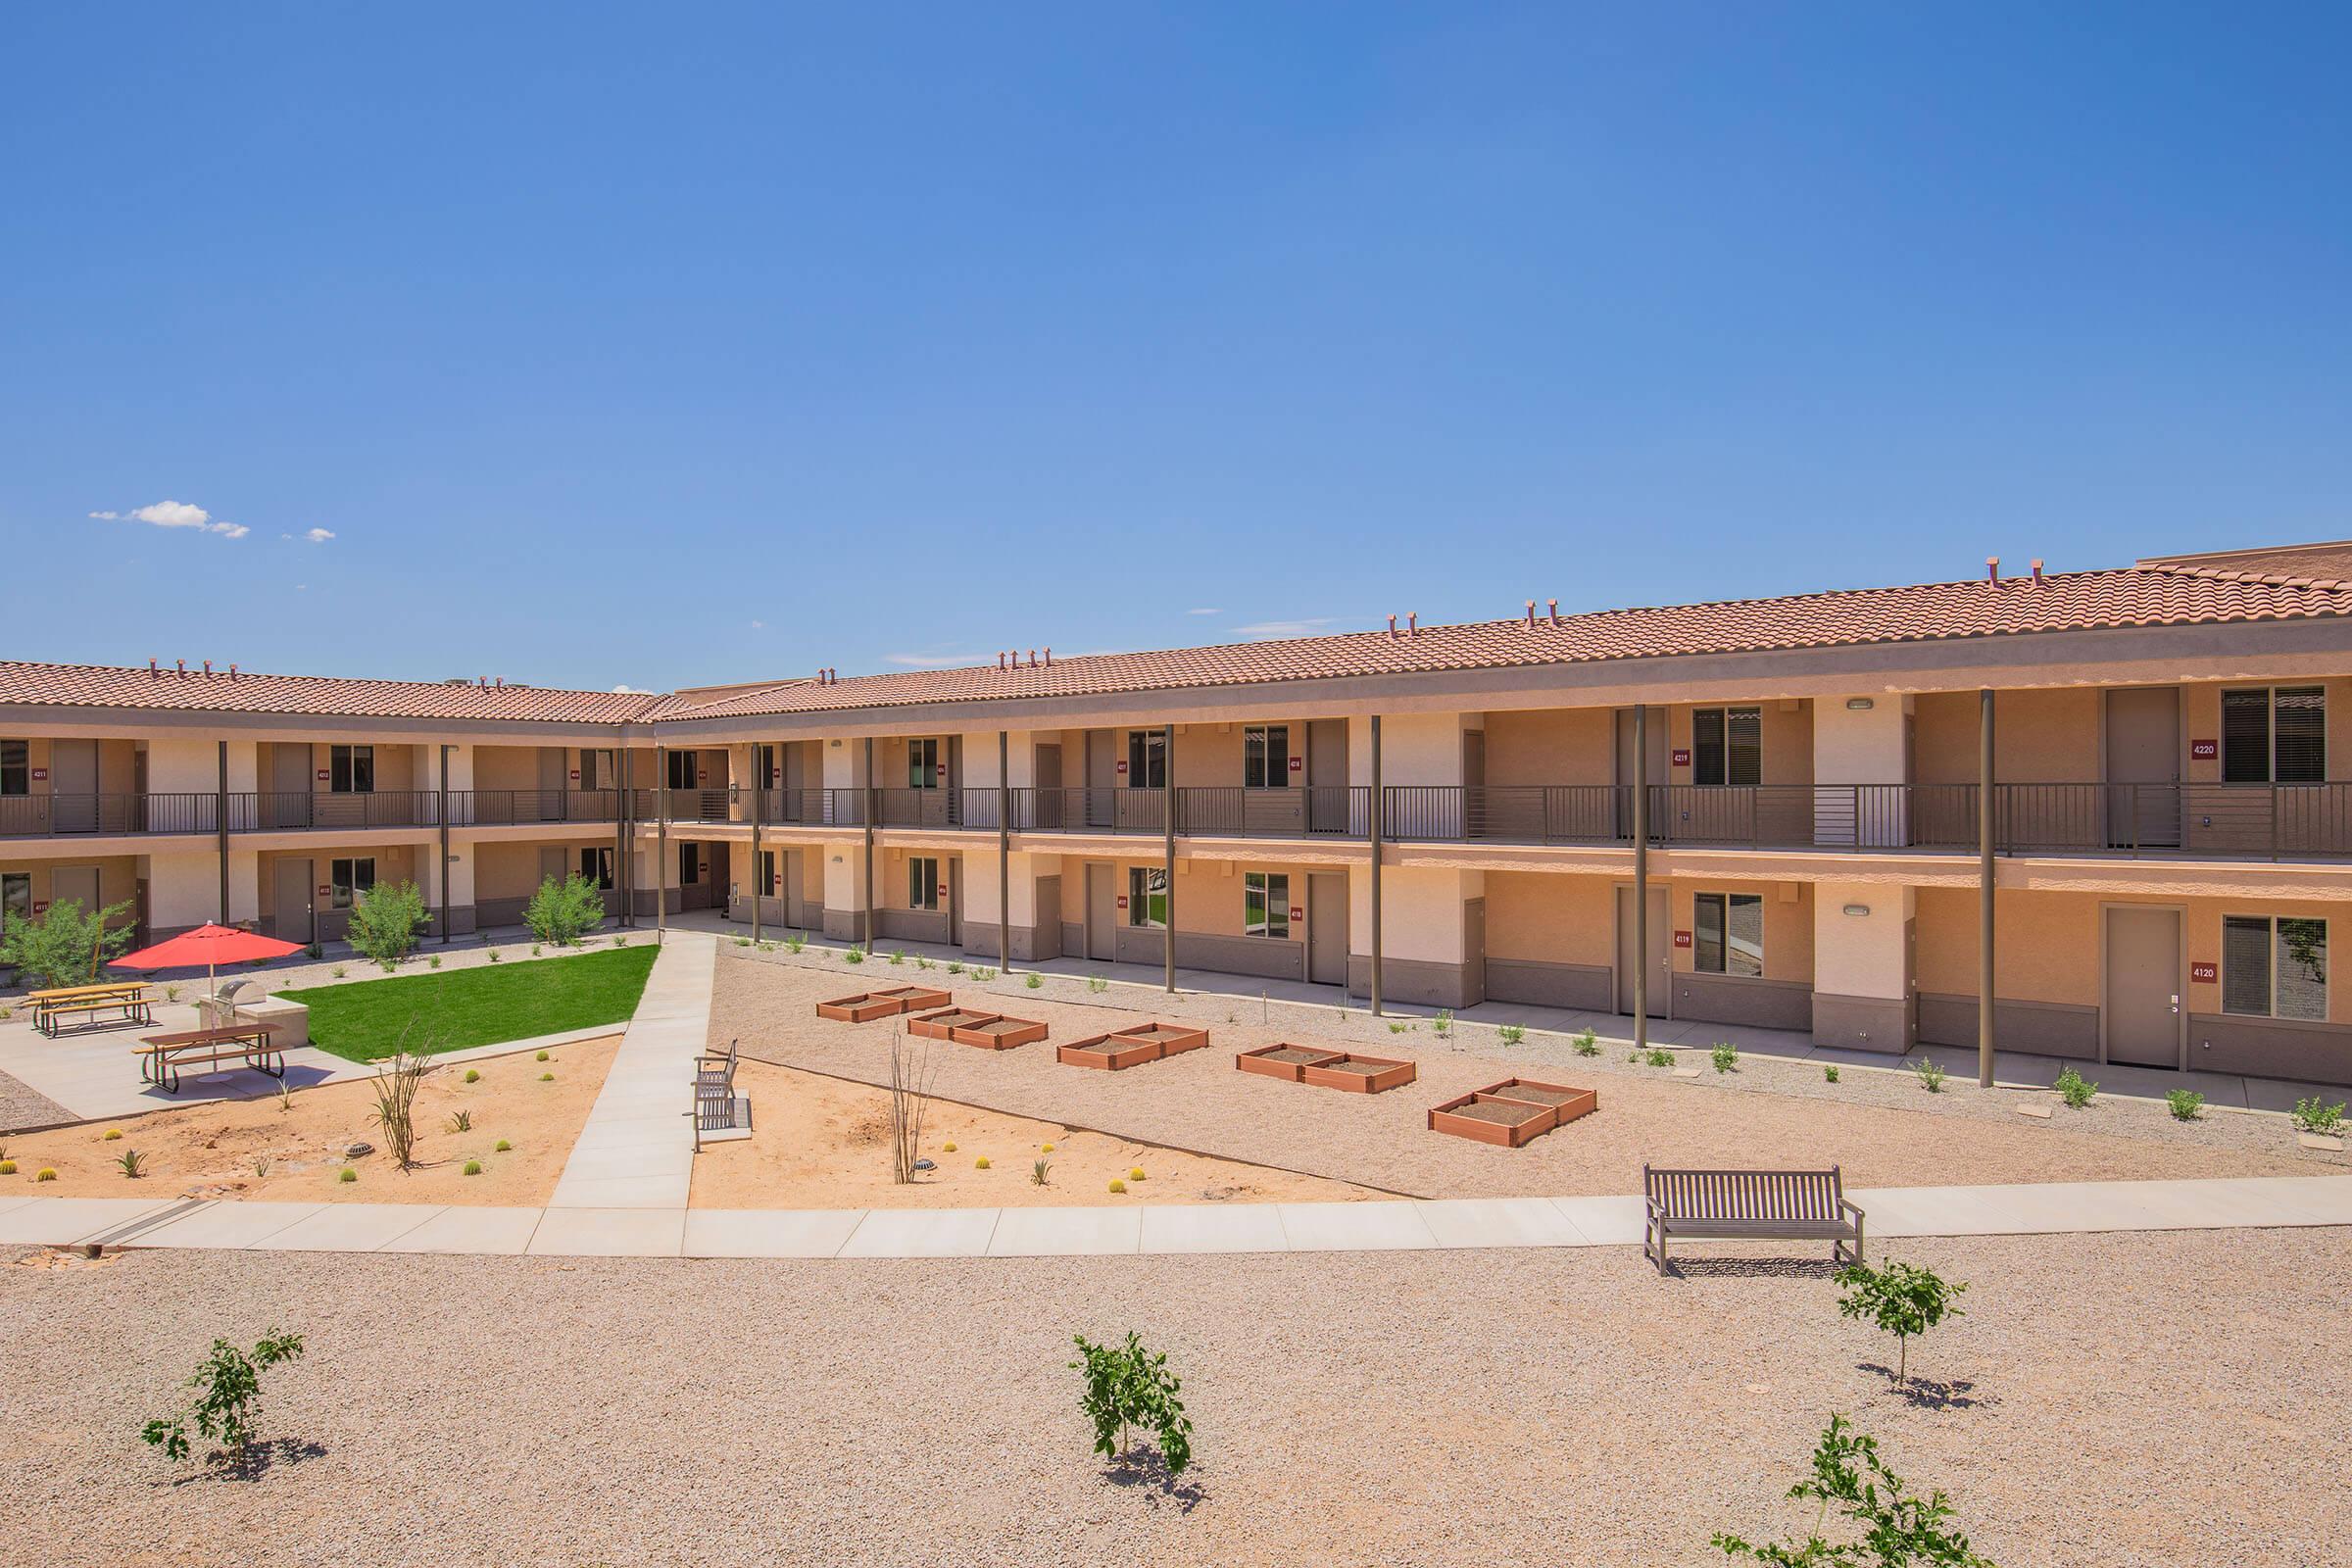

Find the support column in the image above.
[
  {"left": 749, "top": 746, "right": 763, "bottom": 946},
  {"left": 438, "top": 745, "right": 452, "bottom": 944},
  {"left": 216, "top": 740, "right": 229, "bottom": 925},
  {"left": 1633, "top": 705, "right": 1649, "bottom": 1053},
  {"left": 862, "top": 736, "right": 876, "bottom": 954},
  {"left": 1978, "top": 688, "right": 1996, "bottom": 1088},
  {"left": 656, "top": 743, "right": 668, "bottom": 946},
  {"left": 615, "top": 745, "right": 631, "bottom": 928},
  {"left": 1162, "top": 721, "right": 1176, "bottom": 993},
  {"left": 999, "top": 731, "right": 1011, "bottom": 973},
  {"left": 1369, "top": 714, "right": 1384, "bottom": 1016}
]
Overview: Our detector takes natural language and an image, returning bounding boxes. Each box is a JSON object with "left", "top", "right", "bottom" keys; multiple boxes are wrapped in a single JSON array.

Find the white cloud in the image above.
[
  {"left": 1185, "top": 607, "right": 1222, "bottom": 616},
  {"left": 885, "top": 651, "right": 994, "bottom": 669},
  {"left": 90, "top": 499, "right": 248, "bottom": 539},
  {"left": 1235, "top": 616, "right": 1337, "bottom": 641},
  {"left": 749, "top": 618, "right": 766, "bottom": 630},
  {"left": 303, "top": 527, "right": 334, "bottom": 543},
  {"left": 612, "top": 684, "right": 649, "bottom": 694}
]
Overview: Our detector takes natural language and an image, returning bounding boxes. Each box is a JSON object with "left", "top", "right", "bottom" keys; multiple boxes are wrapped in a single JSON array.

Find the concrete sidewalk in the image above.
[
  {"left": 546, "top": 933, "right": 716, "bottom": 1210},
  {"left": 4, "top": 1174, "right": 2343, "bottom": 1261}
]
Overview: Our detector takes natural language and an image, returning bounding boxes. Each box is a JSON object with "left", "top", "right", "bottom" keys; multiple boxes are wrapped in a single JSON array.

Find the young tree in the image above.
[
  {"left": 1069, "top": 1332, "right": 1194, "bottom": 1477},
  {"left": 522, "top": 872, "right": 607, "bottom": 946},
  {"left": 0, "top": 897, "right": 135, "bottom": 989},
  {"left": 344, "top": 879, "right": 430, "bottom": 969},
  {"left": 1714, "top": 1415, "right": 1993, "bottom": 1566},
  {"left": 142, "top": 1330, "right": 307, "bottom": 1465},
  {"left": 1837, "top": 1260, "right": 1968, "bottom": 1386}
]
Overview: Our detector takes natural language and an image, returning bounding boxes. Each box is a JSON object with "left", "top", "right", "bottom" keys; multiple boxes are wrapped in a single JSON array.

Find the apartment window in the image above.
[
  {"left": 1691, "top": 709, "right": 1762, "bottom": 787},
  {"left": 677, "top": 844, "right": 699, "bottom": 885},
  {"left": 908, "top": 738, "right": 941, "bottom": 790},
  {"left": 579, "top": 749, "right": 617, "bottom": 791},
  {"left": 2, "top": 872, "right": 28, "bottom": 931},
  {"left": 665, "top": 750, "right": 699, "bottom": 790},
  {"left": 329, "top": 744, "right": 374, "bottom": 794},
  {"left": 1245, "top": 726, "right": 1291, "bottom": 788},
  {"left": 2222, "top": 687, "right": 2325, "bottom": 784},
  {"left": 578, "top": 848, "right": 614, "bottom": 891},
  {"left": 328, "top": 857, "right": 376, "bottom": 910},
  {"left": 908, "top": 857, "right": 941, "bottom": 911},
  {"left": 0, "top": 741, "right": 25, "bottom": 796},
  {"left": 1127, "top": 865, "right": 1168, "bottom": 928},
  {"left": 1692, "top": 892, "right": 1764, "bottom": 977},
  {"left": 1126, "top": 731, "right": 1166, "bottom": 788},
  {"left": 1245, "top": 872, "right": 1290, "bottom": 939},
  {"left": 2223, "top": 915, "right": 2327, "bottom": 1022}
]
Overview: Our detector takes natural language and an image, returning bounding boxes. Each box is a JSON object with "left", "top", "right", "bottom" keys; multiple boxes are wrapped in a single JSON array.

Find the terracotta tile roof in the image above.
[
  {"left": 643, "top": 561, "right": 2352, "bottom": 720},
  {"left": 0, "top": 662, "right": 662, "bottom": 723}
]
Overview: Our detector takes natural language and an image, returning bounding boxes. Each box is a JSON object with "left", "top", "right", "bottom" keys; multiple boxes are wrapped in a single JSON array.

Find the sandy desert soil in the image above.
[
  {"left": 0, "top": 1038, "right": 616, "bottom": 1204},
  {"left": 688, "top": 1058, "right": 1370, "bottom": 1207}
]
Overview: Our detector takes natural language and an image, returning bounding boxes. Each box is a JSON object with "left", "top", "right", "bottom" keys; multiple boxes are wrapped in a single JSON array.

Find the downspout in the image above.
[
  {"left": 1369, "top": 714, "right": 1383, "bottom": 1016},
  {"left": 1162, "top": 722, "right": 1176, "bottom": 994},
  {"left": 999, "top": 730, "right": 1011, "bottom": 973},
  {"left": 1634, "top": 705, "right": 1649, "bottom": 1054},
  {"left": 1979, "top": 688, "right": 1996, "bottom": 1089}
]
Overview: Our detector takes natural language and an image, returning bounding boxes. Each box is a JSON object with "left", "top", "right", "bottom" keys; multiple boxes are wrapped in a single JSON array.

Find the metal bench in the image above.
[
  {"left": 135, "top": 1025, "right": 284, "bottom": 1094},
  {"left": 1642, "top": 1164, "right": 1864, "bottom": 1273},
  {"left": 691, "top": 1039, "right": 747, "bottom": 1150}
]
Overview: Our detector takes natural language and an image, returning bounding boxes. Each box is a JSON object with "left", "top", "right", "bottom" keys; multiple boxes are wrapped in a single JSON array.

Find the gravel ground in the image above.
[
  {"left": 0, "top": 1065, "right": 74, "bottom": 1132},
  {"left": 3, "top": 1226, "right": 2344, "bottom": 1567},
  {"left": 729, "top": 943, "right": 2346, "bottom": 1170},
  {"left": 710, "top": 954, "right": 2322, "bottom": 1197}
]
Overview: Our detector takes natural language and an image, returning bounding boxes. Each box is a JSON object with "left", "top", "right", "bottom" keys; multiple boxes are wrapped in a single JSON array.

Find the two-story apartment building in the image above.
[{"left": 8, "top": 539, "right": 2351, "bottom": 1084}]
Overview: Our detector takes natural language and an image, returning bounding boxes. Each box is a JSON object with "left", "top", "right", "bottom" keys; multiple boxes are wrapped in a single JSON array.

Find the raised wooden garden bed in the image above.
[
  {"left": 817, "top": 993, "right": 909, "bottom": 1023},
  {"left": 1236, "top": 1043, "right": 1344, "bottom": 1082},
  {"left": 1298, "top": 1053, "right": 1418, "bottom": 1094},
  {"left": 1119, "top": 1021, "right": 1210, "bottom": 1055},
  {"left": 1428, "top": 1078, "right": 1597, "bottom": 1147},
  {"left": 1057, "top": 1021, "right": 1212, "bottom": 1070},
  {"left": 908, "top": 1007, "right": 997, "bottom": 1042},
  {"left": 873, "top": 984, "right": 953, "bottom": 1012},
  {"left": 951, "top": 1015, "right": 1049, "bottom": 1050}
]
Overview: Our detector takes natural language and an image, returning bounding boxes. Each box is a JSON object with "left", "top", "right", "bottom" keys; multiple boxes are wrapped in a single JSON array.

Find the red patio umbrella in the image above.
[{"left": 112, "top": 923, "right": 308, "bottom": 994}]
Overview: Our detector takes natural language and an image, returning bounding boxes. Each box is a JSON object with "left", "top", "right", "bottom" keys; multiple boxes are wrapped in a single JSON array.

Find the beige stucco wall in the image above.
[
  {"left": 1483, "top": 710, "right": 1615, "bottom": 789},
  {"left": 0, "top": 855, "right": 142, "bottom": 924},
  {"left": 1482, "top": 870, "right": 1617, "bottom": 965},
  {"left": 1915, "top": 688, "right": 2101, "bottom": 784}
]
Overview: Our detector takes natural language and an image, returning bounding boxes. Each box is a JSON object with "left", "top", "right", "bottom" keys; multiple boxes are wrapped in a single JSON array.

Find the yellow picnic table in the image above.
[{"left": 29, "top": 981, "right": 153, "bottom": 1037}]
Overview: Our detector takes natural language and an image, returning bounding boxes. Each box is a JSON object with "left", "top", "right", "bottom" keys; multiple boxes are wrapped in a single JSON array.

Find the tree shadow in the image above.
[
  {"left": 1662, "top": 1256, "right": 1840, "bottom": 1280},
  {"left": 170, "top": 1437, "right": 328, "bottom": 1485},
  {"left": 1856, "top": 1366, "right": 1992, "bottom": 1410},
  {"left": 1101, "top": 1449, "right": 1207, "bottom": 1512}
]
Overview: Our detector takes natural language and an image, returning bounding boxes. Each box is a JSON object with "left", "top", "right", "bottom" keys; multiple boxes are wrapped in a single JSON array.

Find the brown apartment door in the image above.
[
  {"left": 1087, "top": 862, "right": 1115, "bottom": 959},
  {"left": 1085, "top": 731, "right": 1115, "bottom": 827},
  {"left": 50, "top": 740, "right": 98, "bottom": 833},
  {"left": 271, "top": 858, "right": 315, "bottom": 944},
  {"left": 270, "top": 744, "right": 314, "bottom": 829},
  {"left": 2104, "top": 906, "right": 2181, "bottom": 1067},
  {"left": 1462, "top": 896, "right": 1488, "bottom": 1005},
  {"left": 2105, "top": 688, "right": 2181, "bottom": 849},
  {"left": 538, "top": 749, "right": 567, "bottom": 821},
  {"left": 1615, "top": 884, "right": 1672, "bottom": 1017},
  {"left": 1035, "top": 743, "right": 1063, "bottom": 829},
  {"left": 1307, "top": 872, "right": 1348, "bottom": 986}
]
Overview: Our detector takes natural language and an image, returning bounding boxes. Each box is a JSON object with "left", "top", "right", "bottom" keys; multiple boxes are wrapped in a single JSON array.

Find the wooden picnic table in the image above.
[
  {"left": 30, "top": 981, "right": 152, "bottom": 1037},
  {"left": 135, "top": 1025, "right": 283, "bottom": 1094}
]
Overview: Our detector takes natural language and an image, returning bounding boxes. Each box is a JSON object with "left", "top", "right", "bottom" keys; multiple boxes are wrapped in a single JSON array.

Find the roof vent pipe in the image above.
[
  {"left": 1985, "top": 557, "right": 2000, "bottom": 583},
  {"left": 998, "top": 652, "right": 1006, "bottom": 670},
  {"left": 1525, "top": 599, "right": 1536, "bottom": 626},
  {"left": 175, "top": 660, "right": 185, "bottom": 676},
  {"left": 1547, "top": 599, "right": 1559, "bottom": 624},
  {"left": 202, "top": 660, "right": 213, "bottom": 676},
  {"left": 2031, "top": 559, "right": 2045, "bottom": 585},
  {"left": 1027, "top": 649, "right": 1037, "bottom": 667},
  {"left": 1387, "top": 614, "right": 1397, "bottom": 638},
  {"left": 148, "top": 658, "right": 158, "bottom": 675},
  {"left": 1044, "top": 647, "right": 1052, "bottom": 665},
  {"left": 1408, "top": 612, "right": 1418, "bottom": 636},
  {"left": 228, "top": 664, "right": 237, "bottom": 679}
]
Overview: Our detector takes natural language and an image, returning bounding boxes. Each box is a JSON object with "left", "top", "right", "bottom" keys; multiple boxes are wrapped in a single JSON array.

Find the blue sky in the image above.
[{"left": 4, "top": 4, "right": 2346, "bottom": 694}]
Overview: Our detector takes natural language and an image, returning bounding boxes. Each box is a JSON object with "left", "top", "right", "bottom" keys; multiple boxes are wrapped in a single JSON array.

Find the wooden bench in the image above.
[
  {"left": 1642, "top": 1165, "right": 1864, "bottom": 1273},
  {"left": 31, "top": 983, "right": 152, "bottom": 1037},
  {"left": 692, "top": 1039, "right": 743, "bottom": 1150},
  {"left": 135, "top": 1025, "right": 284, "bottom": 1094}
]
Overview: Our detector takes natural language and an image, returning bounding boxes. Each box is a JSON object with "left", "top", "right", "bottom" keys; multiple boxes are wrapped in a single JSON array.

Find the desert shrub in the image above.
[
  {"left": 494, "top": 1139, "right": 512, "bottom": 1152},
  {"left": 462, "top": 1160, "right": 482, "bottom": 1176},
  {"left": 345, "top": 879, "right": 430, "bottom": 969},
  {"left": 539, "top": 1072, "right": 554, "bottom": 1082},
  {"left": 536, "top": 1050, "right": 550, "bottom": 1061},
  {"left": 1434, "top": 1009, "right": 1453, "bottom": 1038},
  {"left": 1041, "top": 1142, "right": 1055, "bottom": 1154},
  {"left": 36, "top": 1168, "right": 57, "bottom": 1182},
  {"left": 2053, "top": 1065, "right": 2097, "bottom": 1108},
  {"left": 0, "top": 897, "right": 135, "bottom": 989},
  {"left": 0, "top": 1159, "right": 15, "bottom": 1176},
  {"left": 103, "top": 1128, "right": 122, "bottom": 1141},
  {"left": 613, "top": 933, "right": 628, "bottom": 947},
  {"left": 336, "top": 1168, "right": 356, "bottom": 1184},
  {"left": 251, "top": 1157, "right": 270, "bottom": 1178},
  {"left": 844, "top": 948, "right": 864, "bottom": 965},
  {"left": 1645, "top": 1049, "right": 1672, "bottom": 1068},
  {"left": 786, "top": 935, "right": 807, "bottom": 955},
  {"left": 1108, "top": 1178, "right": 1127, "bottom": 1193},
  {"left": 1912, "top": 1057, "right": 1946, "bottom": 1094},
  {"left": 521, "top": 873, "right": 606, "bottom": 946},
  {"left": 116, "top": 1149, "right": 146, "bottom": 1178},
  {"left": 1836, "top": 1259, "right": 1967, "bottom": 1385},
  {"left": 463, "top": 1068, "right": 480, "bottom": 1084},
  {"left": 2165, "top": 1089, "right": 2204, "bottom": 1121},
  {"left": 1026, "top": 973, "right": 1043, "bottom": 989},
  {"left": 1712, "top": 1415, "right": 1990, "bottom": 1567},
  {"left": 945, "top": 959, "right": 962, "bottom": 974},
  {"left": 1087, "top": 976, "right": 1108, "bottom": 995},
  {"left": 2292, "top": 1097, "right": 2346, "bottom": 1134},
  {"left": 532, "top": 944, "right": 543, "bottom": 956},
  {"left": 369, "top": 1035, "right": 439, "bottom": 1169},
  {"left": 1500, "top": 1024, "right": 1528, "bottom": 1048},
  {"left": 428, "top": 956, "right": 442, "bottom": 969},
  {"left": 487, "top": 948, "right": 502, "bottom": 963},
  {"left": 916, "top": 956, "right": 934, "bottom": 969},
  {"left": 888, "top": 950, "right": 905, "bottom": 965},
  {"left": 1824, "top": 1065, "right": 1840, "bottom": 1084},
  {"left": 1069, "top": 1332, "right": 1194, "bottom": 1477},
  {"left": 166, "top": 984, "right": 181, "bottom": 1003},
  {"left": 734, "top": 936, "right": 750, "bottom": 947},
  {"left": 1031, "top": 1158, "right": 1053, "bottom": 1186},
  {"left": 888, "top": 1029, "right": 936, "bottom": 1186},
  {"left": 1711, "top": 1042, "right": 1740, "bottom": 1073},
  {"left": 974, "top": 1155, "right": 990, "bottom": 1169},
  {"left": 943, "top": 1141, "right": 956, "bottom": 1153},
  {"left": 1128, "top": 1166, "right": 1146, "bottom": 1182},
  {"left": 1570, "top": 1028, "right": 1595, "bottom": 1054},
  {"left": 1626, "top": 1048, "right": 1642, "bottom": 1063},
  {"left": 1389, "top": 1021, "right": 1408, "bottom": 1035},
  {"left": 331, "top": 964, "right": 347, "bottom": 979},
  {"left": 304, "top": 943, "right": 322, "bottom": 960},
  {"left": 444, "top": 1109, "right": 472, "bottom": 1134},
  {"left": 141, "top": 1330, "right": 306, "bottom": 1465}
]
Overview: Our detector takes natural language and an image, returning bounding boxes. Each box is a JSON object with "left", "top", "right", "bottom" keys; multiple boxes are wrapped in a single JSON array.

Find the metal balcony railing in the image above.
[{"left": 453, "top": 789, "right": 622, "bottom": 826}]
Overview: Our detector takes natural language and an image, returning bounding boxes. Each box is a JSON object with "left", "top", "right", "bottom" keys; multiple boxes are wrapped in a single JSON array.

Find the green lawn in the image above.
[{"left": 284, "top": 946, "right": 660, "bottom": 1062}]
